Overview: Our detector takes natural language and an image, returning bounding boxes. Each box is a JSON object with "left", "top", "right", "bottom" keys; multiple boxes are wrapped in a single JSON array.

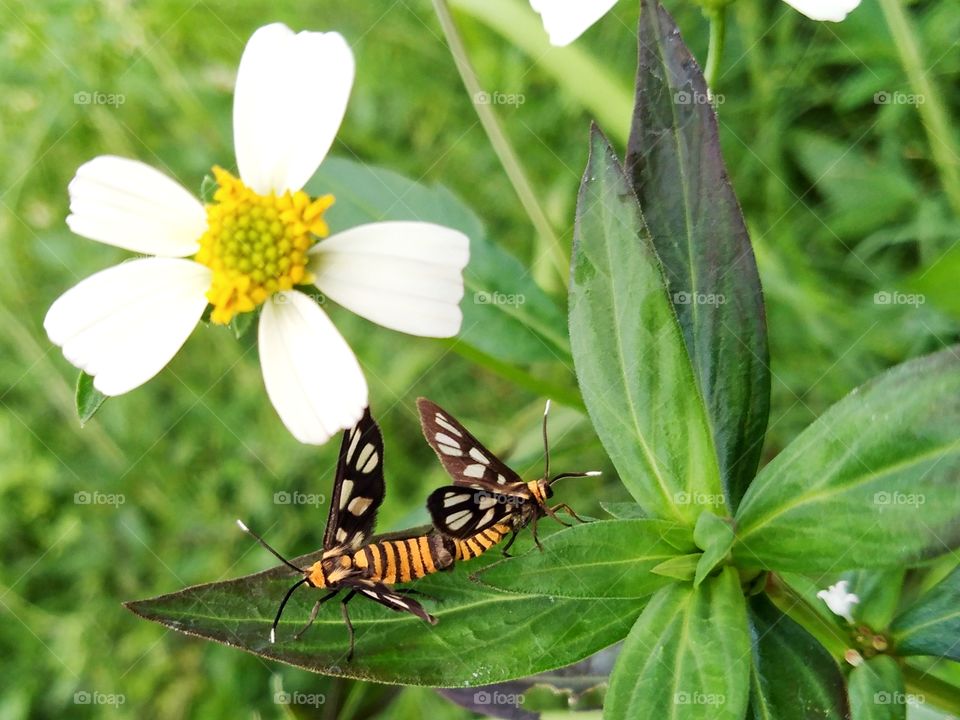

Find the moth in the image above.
[
  {"left": 420, "top": 398, "right": 600, "bottom": 555},
  {"left": 238, "top": 407, "right": 455, "bottom": 660}
]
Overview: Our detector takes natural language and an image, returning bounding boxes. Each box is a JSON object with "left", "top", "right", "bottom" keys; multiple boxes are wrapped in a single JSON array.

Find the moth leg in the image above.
[
  {"left": 341, "top": 590, "right": 358, "bottom": 662},
  {"left": 293, "top": 590, "right": 339, "bottom": 641},
  {"left": 530, "top": 513, "right": 545, "bottom": 552},
  {"left": 552, "top": 503, "right": 588, "bottom": 524},
  {"left": 501, "top": 529, "right": 520, "bottom": 557}
]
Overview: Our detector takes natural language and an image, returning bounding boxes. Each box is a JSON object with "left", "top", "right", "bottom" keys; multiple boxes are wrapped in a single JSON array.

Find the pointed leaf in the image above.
[
  {"left": 693, "top": 511, "right": 734, "bottom": 588},
  {"left": 475, "top": 519, "right": 694, "bottom": 600},
  {"left": 627, "top": 0, "right": 769, "bottom": 508},
  {"left": 76, "top": 371, "right": 107, "bottom": 425},
  {"left": 605, "top": 568, "right": 750, "bottom": 720},
  {"left": 125, "top": 545, "right": 638, "bottom": 686},
  {"left": 733, "top": 346, "right": 960, "bottom": 573},
  {"left": 569, "top": 126, "right": 724, "bottom": 524},
  {"left": 849, "top": 655, "right": 905, "bottom": 720},
  {"left": 600, "top": 501, "right": 648, "bottom": 520},
  {"left": 747, "top": 594, "right": 849, "bottom": 720},
  {"left": 891, "top": 565, "right": 960, "bottom": 660}
]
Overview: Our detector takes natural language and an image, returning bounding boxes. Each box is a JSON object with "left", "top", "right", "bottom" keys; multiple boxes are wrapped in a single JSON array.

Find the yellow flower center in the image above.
[{"left": 195, "top": 166, "right": 334, "bottom": 325}]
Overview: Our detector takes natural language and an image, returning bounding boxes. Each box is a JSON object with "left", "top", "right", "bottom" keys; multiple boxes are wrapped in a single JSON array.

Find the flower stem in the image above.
[
  {"left": 877, "top": 0, "right": 960, "bottom": 219},
  {"left": 431, "top": 0, "right": 569, "bottom": 288},
  {"left": 703, "top": 6, "right": 726, "bottom": 90}
]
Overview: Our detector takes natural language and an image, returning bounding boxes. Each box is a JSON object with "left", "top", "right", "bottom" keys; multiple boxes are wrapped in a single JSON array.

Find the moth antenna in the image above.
[
  {"left": 271, "top": 577, "right": 310, "bottom": 644},
  {"left": 236, "top": 519, "right": 304, "bottom": 573},
  {"left": 542, "top": 398, "right": 552, "bottom": 481}
]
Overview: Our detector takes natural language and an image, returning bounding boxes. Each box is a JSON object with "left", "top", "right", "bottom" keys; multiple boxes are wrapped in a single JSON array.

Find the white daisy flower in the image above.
[
  {"left": 817, "top": 580, "right": 860, "bottom": 623},
  {"left": 45, "top": 23, "right": 469, "bottom": 445},
  {"left": 529, "top": 0, "right": 861, "bottom": 47}
]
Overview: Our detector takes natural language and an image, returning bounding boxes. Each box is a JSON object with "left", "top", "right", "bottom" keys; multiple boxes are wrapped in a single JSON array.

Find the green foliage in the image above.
[
  {"left": 892, "top": 566, "right": 960, "bottom": 661},
  {"left": 849, "top": 655, "right": 905, "bottom": 720},
  {"left": 75, "top": 371, "right": 107, "bottom": 425}
]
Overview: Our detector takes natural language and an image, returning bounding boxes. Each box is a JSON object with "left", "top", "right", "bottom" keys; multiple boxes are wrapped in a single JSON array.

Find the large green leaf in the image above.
[
  {"left": 891, "top": 565, "right": 960, "bottom": 660},
  {"left": 307, "top": 157, "right": 570, "bottom": 366},
  {"left": 569, "top": 127, "right": 724, "bottom": 524},
  {"left": 733, "top": 346, "right": 960, "bottom": 572},
  {"left": 747, "top": 594, "right": 849, "bottom": 720},
  {"left": 125, "top": 543, "right": 637, "bottom": 686},
  {"left": 475, "top": 519, "right": 694, "bottom": 599},
  {"left": 604, "top": 568, "right": 750, "bottom": 720},
  {"left": 626, "top": 0, "right": 769, "bottom": 508},
  {"left": 849, "top": 655, "right": 905, "bottom": 720}
]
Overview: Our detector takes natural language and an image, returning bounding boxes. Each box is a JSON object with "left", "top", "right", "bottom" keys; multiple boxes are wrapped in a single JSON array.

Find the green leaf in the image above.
[
  {"left": 600, "top": 501, "right": 648, "bottom": 520},
  {"left": 605, "top": 568, "right": 750, "bottom": 720},
  {"left": 448, "top": 0, "right": 633, "bottom": 144},
  {"left": 651, "top": 553, "right": 701, "bottom": 582},
  {"left": 125, "top": 544, "right": 638, "bottom": 686},
  {"left": 849, "top": 655, "right": 905, "bottom": 720},
  {"left": 474, "top": 519, "right": 694, "bottom": 600},
  {"left": 746, "top": 594, "right": 849, "bottom": 720},
  {"left": 733, "top": 346, "right": 960, "bottom": 573},
  {"left": 693, "top": 511, "right": 734, "bottom": 588},
  {"left": 230, "top": 310, "right": 256, "bottom": 340},
  {"left": 626, "top": 0, "right": 770, "bottom": 509},
  {"left": 891, "top": 565, "right": 960, "bottom": 660},
  {"left": 844, "top": 569, "right": 905, "bottom": 631},
  {"left": 569, "top": 126, "right": 724, "bottom": 524},
  {"left": 75, "top": 371, "right": 107, "bottom": 425},
  {"left": 307, "top": 156, "right": 570, "bottom": 366}
]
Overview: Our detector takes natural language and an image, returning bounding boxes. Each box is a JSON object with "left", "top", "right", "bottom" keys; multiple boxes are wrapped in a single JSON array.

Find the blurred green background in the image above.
[{"left": 1, "top": 0, "right": 958, "bottom": 717}]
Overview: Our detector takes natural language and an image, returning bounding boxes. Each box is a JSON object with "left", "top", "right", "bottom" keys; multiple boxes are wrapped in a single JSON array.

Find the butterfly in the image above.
[
  {"left": 420, "top": 398, "right": 600, "bottom": 555},
  {"left": 238, "top": 407, "right": 455, "bottom": 660}
]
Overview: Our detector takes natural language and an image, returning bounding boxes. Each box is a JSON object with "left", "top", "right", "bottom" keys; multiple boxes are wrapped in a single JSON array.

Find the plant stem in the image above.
[
  {"left": 878, "top": 0, "right": 960, "bottom": 219},
  {"left": 703, "top": 6, "right": 726, "bottom": 90},
  {"left": 903, "top": 664, "right": 960, "bottom": 715},
  {"left": 431, "top": 0, "right": 569, "bottom": 288}
]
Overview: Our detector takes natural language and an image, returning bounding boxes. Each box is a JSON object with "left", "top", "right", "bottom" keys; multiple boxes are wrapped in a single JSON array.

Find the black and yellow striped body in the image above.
[
  {"left": 453, "top": 522, "right": 512, "bottom": 561},
  {"left": 352, "top": 532, "right": 455, "bottom": 584}
]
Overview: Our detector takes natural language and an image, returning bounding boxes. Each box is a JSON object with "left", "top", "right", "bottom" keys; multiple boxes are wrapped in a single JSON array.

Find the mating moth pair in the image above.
[{"left": 239, "top": 398, "right": 599, "bottom": 659}]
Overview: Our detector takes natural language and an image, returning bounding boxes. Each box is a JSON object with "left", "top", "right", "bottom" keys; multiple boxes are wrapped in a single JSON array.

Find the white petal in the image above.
[
  {"left": 66, "top": 156, "right": 206, "bottom": 257},
  {"left": 259, "top": 290, "right": 367, "bottom": 445},
  {"left": 782, "top": 0, "right": 860, "bottom": 21},
  {"left": 309, "top": 221, "right": 469, "bottom": 338},
  {"left": 44, "top": 258, "right": 211, "bottom": 396},
  {"left": 529, "top": 0, "right": 618, "bottom": 46},
  {"left": 233, "top": 23, "right": 354, "bottom": 195}
]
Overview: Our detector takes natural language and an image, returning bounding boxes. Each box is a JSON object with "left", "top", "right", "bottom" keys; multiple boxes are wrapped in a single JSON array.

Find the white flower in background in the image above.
[
  {"left": 817, "top": 580, "right": 860, "bottom": 623},
  {"left": 529, "top": 0, "right": 861, "bottom": 47},
  {"left": 783, "top": 0, "right": 860, "bottom": 22},
  {"left": 45, "top": 23, "right": 469, "bottom": 445}
]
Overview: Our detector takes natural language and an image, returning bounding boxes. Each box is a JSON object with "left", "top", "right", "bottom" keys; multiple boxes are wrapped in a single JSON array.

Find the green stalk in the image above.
[
  {"left": 703, "top": 6, "right": 727, "bottom": 91},
  {"left": 877, "top": 0, "right": 960, "bottom": 219},
  {"left": 431, "top": 0, "right": 569, "bottom": 288},
  {"left": 902, "top": 664, "right": 960, "bottom": 715}
]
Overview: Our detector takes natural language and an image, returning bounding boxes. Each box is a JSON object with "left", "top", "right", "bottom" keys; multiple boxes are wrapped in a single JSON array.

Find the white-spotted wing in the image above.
[
  {"left": 323, "top": 407, "right": 386, "bottom": 552},
  {"left": 426, "top": 485, "right": 519, "bottom": 538}
]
